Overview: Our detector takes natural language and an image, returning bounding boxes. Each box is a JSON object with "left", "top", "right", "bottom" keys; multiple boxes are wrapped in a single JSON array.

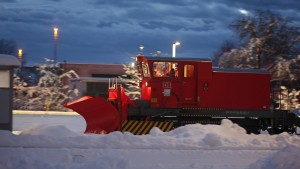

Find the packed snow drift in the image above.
[{"left": 1, "top": 119, "right": 300, "bottom": 169}]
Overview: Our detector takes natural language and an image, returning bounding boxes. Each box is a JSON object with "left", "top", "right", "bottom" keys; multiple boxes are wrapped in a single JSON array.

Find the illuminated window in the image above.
[
  {"left": 184, "top": 65, "right": 194, "bottom": 78},
  {"left": 153, "top": 62, "right": 178, "bottom": 78},
  {"left": 142, "top": 63, "right": 150, "bottom": 78}
]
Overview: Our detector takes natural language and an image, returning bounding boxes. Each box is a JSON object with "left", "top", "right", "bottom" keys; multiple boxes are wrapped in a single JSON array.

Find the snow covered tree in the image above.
[
  {"left": 13, "top": 74, "right": 29, "bottom": 110},
  {"left": 269, "top": 56, "right": 300, "bottom": 86},
  {"left": 216, "top": 10, "right": 300, "bottom": 70},
  {"left": 275, "top": 86, "right": 300, "bottom": 110},
  {"left": 31, "top": 59, "right": 80, "bottom": 111},
  {"left": 218, "top": 38, "right": 259, "bottom": 68},
  {"left": 119, "top": 57, "right": 141, "bottom": 99},
  {"left": 269, "top": 56, "right": 300, "bottom": 110},
  {"left": 212, "top": 40, "right": 235, "bottom": 66},
  {"left": 231, "top": 10, "right": 300, "bottom": 66},
  {"left": 13, "top": 59, "right": 80, "bottom": 111}
]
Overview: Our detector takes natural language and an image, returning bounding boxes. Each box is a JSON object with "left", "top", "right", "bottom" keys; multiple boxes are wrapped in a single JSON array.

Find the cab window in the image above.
[
  {"left": 142, "top": 63, "right": 150, "bottom": 78},
  {"left": 184, "top": 65, "right": 194, "bottom": 78},
  {"left": 153, "top": 62, "right": 178, "bottom": 78}
]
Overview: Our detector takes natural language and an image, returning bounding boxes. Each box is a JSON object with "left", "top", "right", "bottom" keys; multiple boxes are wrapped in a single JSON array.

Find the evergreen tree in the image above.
[{"left": 119, "top": 57, "right": 141, "bottom": 100}]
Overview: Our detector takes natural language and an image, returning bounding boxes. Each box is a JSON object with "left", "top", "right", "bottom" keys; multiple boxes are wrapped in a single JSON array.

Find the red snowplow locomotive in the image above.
[{"left": 65, "top": 55, "right": 300, "bottom": 134}]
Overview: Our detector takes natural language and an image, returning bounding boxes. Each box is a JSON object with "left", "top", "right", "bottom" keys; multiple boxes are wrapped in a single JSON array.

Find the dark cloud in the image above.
[
  {"left": 91, "top": 0, "right": 143, "bottom": 8},
  {"left": 47, "top": 0, "right": 63, "bottom": 1},
  {"left": 210, "top": 0, "right": 300, "bottom": 10},
  {"left": 97, "top": 21, "right": 119, "bottom": 28},
  {"left": 138, "top": 20, "right": 214, "bottom": 32},
  {"left": 0, "top": 0, "right": 17, "bottom": 2},
  {"left": 91, "top": 0, "right": 195, "bottom": 8},
  {"left": 140, "top": 21, "right": 183, "bottom": 31},
  {"left": 1, "top": 0, "right": 300, "bottom": 65},
  {"left": 0, "top": 8, "right": 54, "bottom": 25}
]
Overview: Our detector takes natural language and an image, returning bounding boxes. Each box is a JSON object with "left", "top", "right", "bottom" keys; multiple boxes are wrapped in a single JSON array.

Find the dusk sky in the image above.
[{"left": 1, "top": 0, "right": 300, "bottom": 65}]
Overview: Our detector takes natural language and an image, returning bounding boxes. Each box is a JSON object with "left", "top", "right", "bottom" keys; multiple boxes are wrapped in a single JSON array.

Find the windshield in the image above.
[{"left": 153, "top": 62, "right": 178, "bottom": 78}]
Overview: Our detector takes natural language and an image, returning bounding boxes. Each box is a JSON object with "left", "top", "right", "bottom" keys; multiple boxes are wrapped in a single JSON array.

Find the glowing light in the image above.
[
  {"left": 139, "top": 45, "right": 144, "bottom": 54},
  {"left": 18, "top": 49, "right": 22, "bottom": 56},
  {"left": 53, "top": 27, "right": 58, "bottom": 39},
  {"left": 172, "top": 41, "right": 180, "bottom": 58},
  {"left": 239, "top": 9, "right": 249, "bottom": 16},
  {"left": 18, "top": 49, "right": 23, "bottom": 61}
]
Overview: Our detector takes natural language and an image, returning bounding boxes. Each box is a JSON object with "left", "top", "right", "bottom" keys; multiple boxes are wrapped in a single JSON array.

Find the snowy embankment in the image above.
[{"left": 1, "top": 119, "right": 300, "bottom": 169}]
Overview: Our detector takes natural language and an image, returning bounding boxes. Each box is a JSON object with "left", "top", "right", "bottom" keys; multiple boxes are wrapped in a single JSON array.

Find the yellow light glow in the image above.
[
  {"left": 18, "top": 49, "right": 23, "bottom": 61},
  {"left": 53, "top": 27, "right": 59, "bottom": 38}
]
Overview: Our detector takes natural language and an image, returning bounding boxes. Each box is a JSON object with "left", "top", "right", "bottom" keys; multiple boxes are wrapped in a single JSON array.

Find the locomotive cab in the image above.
[{"left": 136, "top": 55, "right": 212, "bottom": 109}]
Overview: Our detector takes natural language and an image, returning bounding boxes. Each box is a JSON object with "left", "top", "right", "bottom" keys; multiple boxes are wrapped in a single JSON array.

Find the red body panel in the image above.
[
  {"left": 138, "top": 56, "right": 270, "bottom": 111},
  {"left": 207, "top": 71, "right": 270, "bottom": 109}
]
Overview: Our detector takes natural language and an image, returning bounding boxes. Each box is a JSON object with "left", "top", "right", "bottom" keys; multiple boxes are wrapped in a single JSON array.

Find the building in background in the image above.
[{"left": 60, "top": 62, "right": 124, "bottom": 100}]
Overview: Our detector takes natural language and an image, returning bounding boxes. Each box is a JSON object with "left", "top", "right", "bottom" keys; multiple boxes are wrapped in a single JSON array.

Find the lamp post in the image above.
[
  {"left": 172, "top": 41, "right": 180, "bottom": 58},
  {"left": 18, "top": 49, "right": 23, "bottom": 63},
  {"left": 53, "top": 27, "right": 59, "bottom": 63},
  {"left": 139, "top": 45, "right": 144, "bottom": 55}
]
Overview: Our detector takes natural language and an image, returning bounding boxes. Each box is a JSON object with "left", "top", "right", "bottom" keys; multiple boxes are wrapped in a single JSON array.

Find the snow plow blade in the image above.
[{"left": 64, "top": 96, "right": 120, "bottom": 134}]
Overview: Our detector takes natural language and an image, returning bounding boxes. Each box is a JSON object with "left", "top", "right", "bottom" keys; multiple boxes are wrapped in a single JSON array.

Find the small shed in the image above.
[{"left": 0, "top": 54, "right": 20, "bottom": 131}]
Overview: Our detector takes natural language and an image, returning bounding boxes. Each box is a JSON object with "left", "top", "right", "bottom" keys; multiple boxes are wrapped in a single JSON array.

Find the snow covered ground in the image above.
[{"left": 1, "top": 114, "right": 300, "bottom": 169}]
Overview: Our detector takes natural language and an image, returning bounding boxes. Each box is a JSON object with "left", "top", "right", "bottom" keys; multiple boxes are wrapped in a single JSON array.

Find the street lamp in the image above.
[
  {"left": 139, "top": 45, "right": 144, "bottom": 54},
  {"left": 172, "top": 41, "right": 180, "bottom": 58},
  {"left": 18, "top": 49, "right": 23, "bottom": 62},
  {"left": 53, "top": 27, "right": 59, "bottom": 63},
  {"left": 18, "top": 49, "right": 23, "bottom": 67}
]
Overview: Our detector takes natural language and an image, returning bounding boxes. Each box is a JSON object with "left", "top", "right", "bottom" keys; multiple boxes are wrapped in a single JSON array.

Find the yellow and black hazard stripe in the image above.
[{"left": 121, "top": 120, "right": 173, "bottom": 135}]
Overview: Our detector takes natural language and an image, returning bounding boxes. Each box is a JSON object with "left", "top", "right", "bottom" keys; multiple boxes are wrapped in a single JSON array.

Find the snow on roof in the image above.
[{"left": 0, "top": 54, "right": 21, "bottom": 67}]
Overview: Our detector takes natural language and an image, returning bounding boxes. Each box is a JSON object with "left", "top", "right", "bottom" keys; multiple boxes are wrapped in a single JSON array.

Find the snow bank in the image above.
[
  {"left": 1, "top": 119, "right": 300, "bottom": 149},
  {"left": 248, "top": 146, "right": 300, "bottom": 169},
  {"left": 19, "top": 125, "right": 81, "bottom": 137},
  {"left": 1, "top": 119, "right": 300, "bottom": 169}
]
